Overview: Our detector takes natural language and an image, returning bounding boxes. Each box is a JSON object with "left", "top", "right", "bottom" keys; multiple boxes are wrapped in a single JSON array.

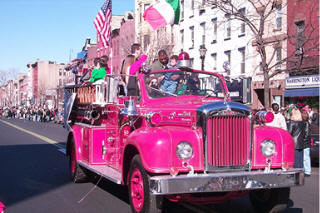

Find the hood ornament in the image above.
[
  {"left": 224, "top": 92, "right": 230, "bottom": 104},
  {"left": 226, "top": 104, "right": 231, "bottom": 112}
]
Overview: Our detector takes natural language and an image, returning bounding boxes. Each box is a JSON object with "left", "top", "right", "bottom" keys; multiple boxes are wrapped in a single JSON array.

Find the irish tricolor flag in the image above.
[{"left": 143, "top": 0, "right": 180, "bottom": 30}]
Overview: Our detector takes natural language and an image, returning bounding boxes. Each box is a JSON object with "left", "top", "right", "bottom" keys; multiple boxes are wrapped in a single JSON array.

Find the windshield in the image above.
[{"left": 144, "top": 71, "right": 225, "bottom": 99}]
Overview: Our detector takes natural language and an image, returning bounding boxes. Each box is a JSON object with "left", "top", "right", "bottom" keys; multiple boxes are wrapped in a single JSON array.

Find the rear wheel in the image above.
[
  {"left": 69, "top": 139, "right": 88, "bottom": 183},
  {"left": 249, "top": 188, "right": 290, "bottom": 213},
  {"left": 128, "top": 155, "right": 163, "bottom": 213}
]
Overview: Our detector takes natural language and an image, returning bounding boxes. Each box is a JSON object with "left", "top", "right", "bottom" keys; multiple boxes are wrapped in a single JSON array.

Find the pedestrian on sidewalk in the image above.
[
  {"left": 301, "top": 109, "right": 312, "bottom": 176},
  {"left": 287, "top": 107, "right": 309, "bottom": 168},
  {"left": 266, "top": 103, "right": 287, "bottom": 130}
]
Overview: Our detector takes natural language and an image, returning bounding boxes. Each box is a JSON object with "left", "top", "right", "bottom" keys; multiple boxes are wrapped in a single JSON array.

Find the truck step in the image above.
[{"left": 78, "top": 160, "right": 122, "bottom": 184}]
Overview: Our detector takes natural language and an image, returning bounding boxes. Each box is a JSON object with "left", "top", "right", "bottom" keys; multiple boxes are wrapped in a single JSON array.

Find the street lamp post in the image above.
[{"left": 199, "top": 44, "right": 207, "bottom": 70}]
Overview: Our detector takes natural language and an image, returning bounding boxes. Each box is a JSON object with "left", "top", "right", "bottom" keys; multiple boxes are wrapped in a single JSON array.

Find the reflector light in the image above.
[
  {"left": 265, "top": 112, "right": 274, "bottom": 123},
  {"left": 150, "top": 113, "right": 161, "bottom": 125},
  {"left": 169, "top": 167, "right": 179, "bottom": 176},
  {"left": 178, "top": 51, "right": 190, "bottom": 60},
  {"left": 256, "top": 111, "right": 274, "bottom": 123},
  {"left": 282, "top": 162, "right": 290, "bottom": 170}
]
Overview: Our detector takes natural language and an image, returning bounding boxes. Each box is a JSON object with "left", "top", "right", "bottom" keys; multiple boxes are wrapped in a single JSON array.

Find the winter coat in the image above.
[{"left": 287, "top": 120, "right": 311, "bottom": 150}]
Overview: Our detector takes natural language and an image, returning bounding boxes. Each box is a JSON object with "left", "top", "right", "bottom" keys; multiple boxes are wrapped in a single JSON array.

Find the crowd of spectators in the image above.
[{"left": 0, "top": 106, "right": 64, "bottom": 124}]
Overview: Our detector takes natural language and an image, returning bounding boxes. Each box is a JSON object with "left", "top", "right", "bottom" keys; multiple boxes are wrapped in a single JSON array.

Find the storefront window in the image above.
[{"left": 273, "top": 95, "right": 282, "bottom": 107}]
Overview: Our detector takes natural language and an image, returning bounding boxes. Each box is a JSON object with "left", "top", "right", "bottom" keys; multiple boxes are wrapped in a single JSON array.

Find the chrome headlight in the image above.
[
  {"left": 260, "top": 139, "right": 276, "bottom": 157},
  {"left": 176, "top": 141, "right": 193, "bottom": 160}
]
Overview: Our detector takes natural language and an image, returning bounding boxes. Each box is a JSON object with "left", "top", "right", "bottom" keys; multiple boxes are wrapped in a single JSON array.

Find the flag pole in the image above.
[{"left": 109, "top": 1, "right": 113, "bottom": 75}]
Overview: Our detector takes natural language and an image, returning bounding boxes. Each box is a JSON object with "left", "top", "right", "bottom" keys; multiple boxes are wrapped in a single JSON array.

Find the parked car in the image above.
[{"left": 310, "top": 124, "right": 319, "bottom": 165}]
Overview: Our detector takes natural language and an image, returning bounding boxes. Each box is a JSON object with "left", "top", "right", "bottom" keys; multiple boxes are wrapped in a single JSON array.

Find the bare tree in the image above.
[
  {"left": 38, "top": 82, "right": 47, "bottom": 106},
  {"left": 0, "top": 70, "right": 7, "bottom": 86},
  {"left": 0, "top": 68, "right": 19, "bottom": 86},
  {"left": 204, "top": 0, "right": 319, "bottom": 108}
]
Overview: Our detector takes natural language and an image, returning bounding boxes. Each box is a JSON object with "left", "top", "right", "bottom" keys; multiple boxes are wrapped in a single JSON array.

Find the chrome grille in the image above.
[{"left": 206, "top": 115, "right": 250, "bottom": 168}]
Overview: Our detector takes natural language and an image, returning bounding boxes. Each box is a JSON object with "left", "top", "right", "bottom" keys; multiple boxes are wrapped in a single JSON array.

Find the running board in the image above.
[{"left": 78, "top": 161, "right": 122, "bottom": 184}]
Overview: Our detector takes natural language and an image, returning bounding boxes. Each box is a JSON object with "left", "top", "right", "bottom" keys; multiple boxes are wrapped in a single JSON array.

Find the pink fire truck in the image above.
[{"left": 64, "top": 67, "right": 304, "bottom": 213}]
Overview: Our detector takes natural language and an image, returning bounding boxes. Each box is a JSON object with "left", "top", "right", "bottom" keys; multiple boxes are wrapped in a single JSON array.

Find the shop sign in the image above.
[{"left": 285, "top": 75, "right": 320, "bottom": 89}]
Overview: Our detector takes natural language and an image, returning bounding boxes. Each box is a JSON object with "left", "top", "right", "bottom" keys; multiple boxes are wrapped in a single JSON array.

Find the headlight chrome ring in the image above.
[
  {"left": 176, "top": 141, "right": 193, "bottom": 160},
  {"left": 260, "top": 139, "right": 276, "bottom": 157}
]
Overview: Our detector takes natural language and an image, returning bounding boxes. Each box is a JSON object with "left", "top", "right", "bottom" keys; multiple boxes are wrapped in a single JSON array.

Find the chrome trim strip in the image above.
[
  {"left": 78, "top": 161, "right": 122, "bottom": 184},
  {"left": 149, "top": 169, "right": 304, "bottom": 195},
  {"left": 74, "top": 122, "right": 106, "bottom": 128}
]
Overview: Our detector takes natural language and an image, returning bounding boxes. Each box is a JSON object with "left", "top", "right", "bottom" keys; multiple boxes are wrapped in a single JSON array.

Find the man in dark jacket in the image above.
[
  {"left": 287, "top": 108, "right": 311, "bottom": 168},
  {"left": 150, "top": 50, "right": 168, "bottom": 71}
]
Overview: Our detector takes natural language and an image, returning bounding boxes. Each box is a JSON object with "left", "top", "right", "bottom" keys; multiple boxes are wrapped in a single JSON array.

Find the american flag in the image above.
[{"left": 94, "top": 0, "right": 112, "bottom": 47}]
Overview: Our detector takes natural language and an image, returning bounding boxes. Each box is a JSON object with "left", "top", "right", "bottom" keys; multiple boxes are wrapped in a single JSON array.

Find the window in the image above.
[
  {"left": 239, "top": 48, "right": 245, "bottom": 73},
  {"left": 144, "top": 4, "right": 150, "bottom": 11},
  {"left": 211, "top": 53, "right": 217, "bottom": 70},
  {"left": 211, "top": 0, "right": 217, "bottom": 9},
  {"left": 212, "top": 18, "right": 217, "bottom": 43},
  {"left": 181, "top": 0, "right": 184, "bottom": 20},
  {"left": 200, "top": 22, "right": 206, "bottom": 44},
  {"left": 276, "top": 5, "right": 282, "bottom": 29},
  {"left": 143, "top": 35, "right": 150, "bottom": 51},
  {"left": 190, "top": 58, "right": 194, "bottom": 67},
  {"left": 59, "top": 69, "right": 62, "bottom": 76},
  {"left": 276, "top": 47, "right": 282, "bottom": 69},
  {"left": 59, "top": 79, "right": 62, "bottom": 86},
  {"left": 180, "top": 29, "right": 184, "bottom": 46},
  {"left": 199, "top": 0, "right": 205, "bottom": 15},
  {"left": 239, "top": 8, "right": 246, "bottom": 35},
  {"left": 190, "top": 26, "right": 194, "bottom": 49},
  {"left": 191, "top": 0, "right": 194, "bottom": 16},
  {"left": 224, "top": 50, "right": 231, "bottom": 75},
  {"left": 259, "top": 61, "right": 263, "bottom": 72},
  {"left": 273, "top": 95, "right": 282, "bottom": 107},
  {"left": 225, "top": 51, "right": 231, "bottom": 63},
  {"left": 225, "top": 14, "right": 231, "bottom": 39},
  {"left": 140, "top": 6, "right": 142, "bottom": 23},
  {"left": 295, "top": 21, "right": 305, "bottom": 50}
]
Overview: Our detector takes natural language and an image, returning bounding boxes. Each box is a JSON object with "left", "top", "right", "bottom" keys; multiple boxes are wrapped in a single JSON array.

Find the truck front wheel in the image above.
[
  {"left": 249, "top": 187, "right": 290, "bottom": 213},
  {"left": 69, "top": 139, "right": 88, "bottom": 183},
  {"left": 128, "top": 155, "right": 163, "bottom": 213}
]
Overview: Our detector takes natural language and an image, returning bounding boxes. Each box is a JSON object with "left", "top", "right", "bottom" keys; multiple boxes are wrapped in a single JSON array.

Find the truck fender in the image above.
[
  {"left": 66, "top": 125, "right": 82, "bottom": 162},
  {"left": 252, "top": 126, "right": 295, "bottom": 169},
  {"left": 123, "top": 126, "right": 203, "bottom": 174}
]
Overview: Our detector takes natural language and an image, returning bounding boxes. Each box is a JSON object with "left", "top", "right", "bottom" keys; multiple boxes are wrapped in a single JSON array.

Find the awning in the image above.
[
  {"left": 284, "top": 88, "right": 319, "bottom": 97},
  {"left": 77, "top": 51, "right": 87, "bottom": 59}
]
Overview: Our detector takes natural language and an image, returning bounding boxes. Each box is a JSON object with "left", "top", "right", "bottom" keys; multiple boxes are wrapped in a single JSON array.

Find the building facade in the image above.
[
  {"left": 285, "top": 0, "right": 319, "bottom": 108},
  {"left": 135, "top": 0, "right": 180, "bottom": 61},
  {"left": 179, "top": 0, "right": 255, "bottom": 75},
  {"left": 27, "top": 59, "right": 65, "bottom": 107}
]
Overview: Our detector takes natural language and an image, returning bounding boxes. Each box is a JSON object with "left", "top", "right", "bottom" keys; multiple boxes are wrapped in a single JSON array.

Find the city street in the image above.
[{"left": 0, "top": 117, "right": 319, "bottom": 213}]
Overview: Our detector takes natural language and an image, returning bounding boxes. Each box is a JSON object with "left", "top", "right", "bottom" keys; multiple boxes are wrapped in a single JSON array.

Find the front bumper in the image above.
[{"left": 149, "top": 169, "right": 304, "bottom": 195}]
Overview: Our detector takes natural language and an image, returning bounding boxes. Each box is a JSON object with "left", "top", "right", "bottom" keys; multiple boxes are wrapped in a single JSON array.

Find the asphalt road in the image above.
[{"left": 0, "top": 117, "right": 319, "bottom": 213}]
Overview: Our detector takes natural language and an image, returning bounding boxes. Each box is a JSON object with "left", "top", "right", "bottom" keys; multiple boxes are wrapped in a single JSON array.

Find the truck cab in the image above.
[{"left": 64, "top": 67, "right": 304, "bottom": 213}]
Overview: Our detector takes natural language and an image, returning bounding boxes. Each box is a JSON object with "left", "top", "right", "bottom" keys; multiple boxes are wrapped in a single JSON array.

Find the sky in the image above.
[{"left": 0, "top": 0, "right": 135, "bottom": 74}]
